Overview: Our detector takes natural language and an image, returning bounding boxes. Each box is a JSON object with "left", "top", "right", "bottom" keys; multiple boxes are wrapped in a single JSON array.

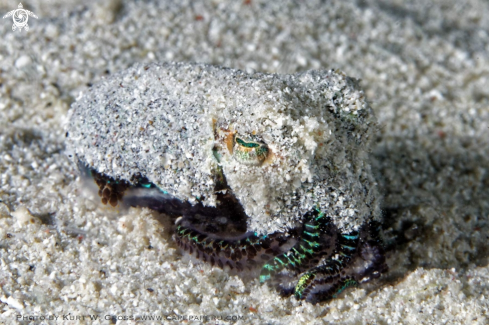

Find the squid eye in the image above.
[{"left": 232, "top": 134, "right": 269, "bottom": 166}]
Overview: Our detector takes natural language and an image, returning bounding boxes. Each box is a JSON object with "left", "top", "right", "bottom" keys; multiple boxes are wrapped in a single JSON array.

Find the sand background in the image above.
[{"left": 0, "top": 0, "right": 488, "bottom": 324}]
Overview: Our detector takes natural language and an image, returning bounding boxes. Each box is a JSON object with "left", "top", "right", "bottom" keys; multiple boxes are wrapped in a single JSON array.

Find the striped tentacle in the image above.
[
  {"left": 304, "top": 275, "right": 358, "bottom": 304},
  {"left": 173, "top": 223, "right": 291, "bottom": 272},
  {"left": 294, "top": 230, "right": 360, "bottom": 302},
  {"left": 259, "top": 210, "right": 331, "bottom": 284}
]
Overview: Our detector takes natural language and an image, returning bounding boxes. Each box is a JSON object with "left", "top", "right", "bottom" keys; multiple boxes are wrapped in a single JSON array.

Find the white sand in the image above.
[{"left": 1, "top": 0, "right": 488, "bottom": 324}]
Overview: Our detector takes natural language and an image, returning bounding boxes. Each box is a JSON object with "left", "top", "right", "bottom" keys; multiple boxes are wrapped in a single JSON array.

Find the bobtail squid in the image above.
[{"left": 66, "top": 62, "right": 387, "bottom": 304}]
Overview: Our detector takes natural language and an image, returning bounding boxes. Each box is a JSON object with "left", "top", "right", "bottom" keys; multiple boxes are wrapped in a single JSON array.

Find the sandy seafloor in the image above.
[{"left": 0, "top": 0, "right": 488, "bottom": 324}]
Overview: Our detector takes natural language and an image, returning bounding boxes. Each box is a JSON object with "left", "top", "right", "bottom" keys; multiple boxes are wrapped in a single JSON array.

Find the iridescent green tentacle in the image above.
[
  {"left": 259, "top": 210, "right": 329, "bottom": 283},
  {"left": 174, "top": 223, "right": 289, "bottom": 272},
  {"left": 294, "top": 230, "right": 360, "bottom": 301}
]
